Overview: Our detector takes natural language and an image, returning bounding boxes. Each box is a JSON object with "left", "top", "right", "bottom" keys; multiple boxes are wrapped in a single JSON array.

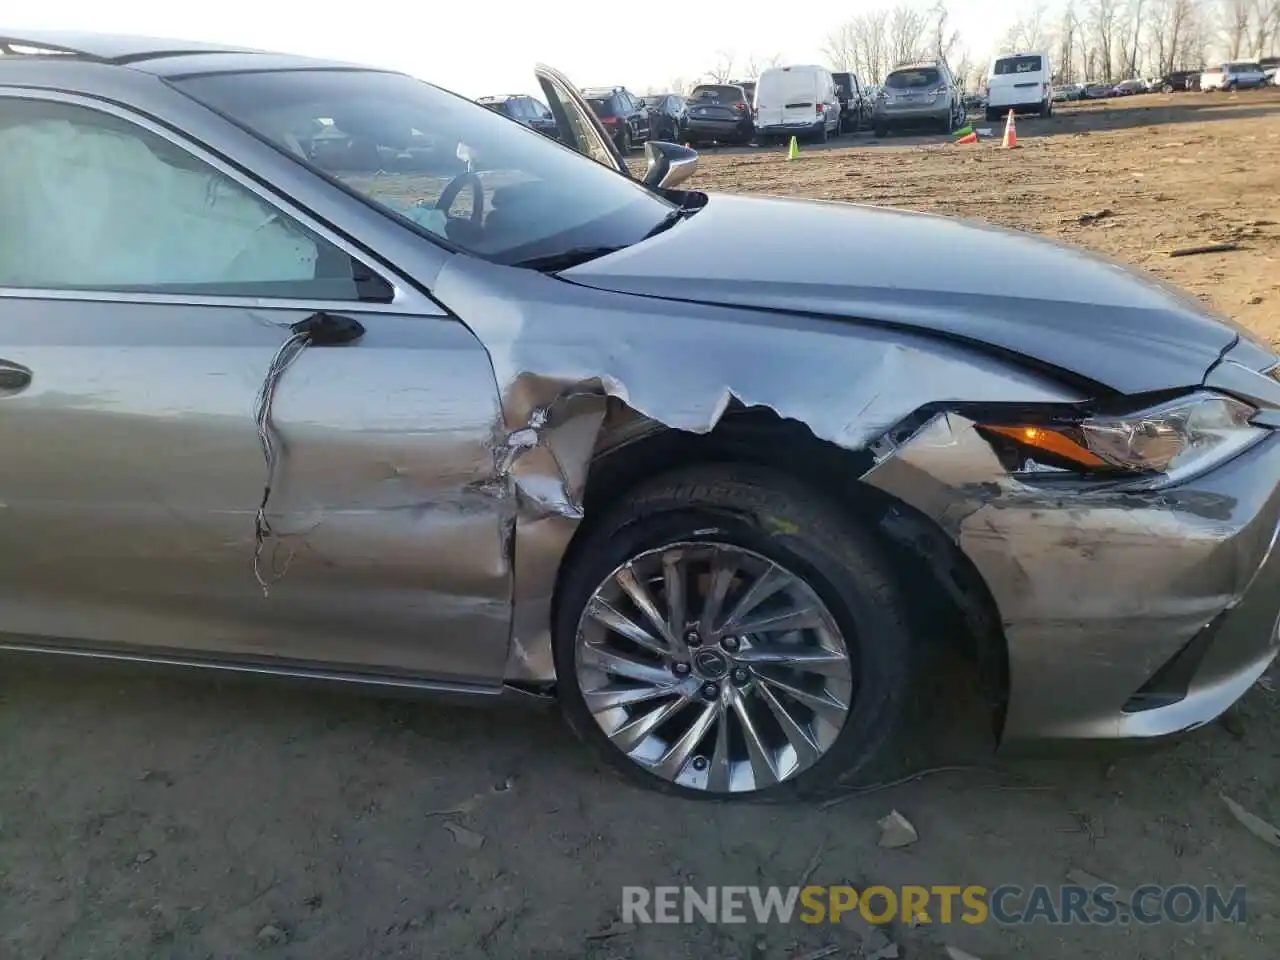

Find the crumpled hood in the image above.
[{"left": 562, "top": 193, "right": 1260, "bottom": 394}]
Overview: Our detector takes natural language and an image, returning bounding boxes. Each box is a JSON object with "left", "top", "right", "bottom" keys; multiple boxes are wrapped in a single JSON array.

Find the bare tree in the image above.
[
  {"left": 1059, "top": 4, "right": 1080, "bottom": 80},
  {"left": 1004, "top": 1, "right": 1051, "bottom": 50},
  {"left": 705, "top": 49, "right": 736, "bottom": 83},
  {"left": 1093, "top": 0, "right": 1120, "bottom": 80},
  {"left": 888, "top": 3, "right": 930, "bottom": 66},
  {"left": 1223, "top": 0, "right": 1252, "bottom": 58},
  {"left": 858, "top": 9, "right": 892, "bottom": 81},
  {"left": 951, "top": 46, "right": 976, "bottom": 90},
  {"left": 1250, "top": 0, "right": 1280, "bottom": 58},
  {"left": 823, "top": 21, "right": 859, "bottom": 71},
  {"left": 1128, "top": 0, "right": 1146, "bottom": 76},
  {"left": 743, "top": 52, "right": 783, "bottom": 78},
  {"left": 930, "top": 1, "right": 962, "bottom": 63},
  {"left": 666, "top": 75, "right": 694, "bottom": 96},
  {"left": 822, "top": 8, "right": 892, "bottom": 82}
]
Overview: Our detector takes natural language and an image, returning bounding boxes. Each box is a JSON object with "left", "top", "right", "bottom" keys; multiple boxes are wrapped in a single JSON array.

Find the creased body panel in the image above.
[
  {"left": 0, "top": 297, "right": 510, "bottom": 684},
  {"left": 432, "top": 256, "right": 1081, "bottom": 684},
  {"left": 863, "top": 413, "right": 1280, "bottom": 740}
]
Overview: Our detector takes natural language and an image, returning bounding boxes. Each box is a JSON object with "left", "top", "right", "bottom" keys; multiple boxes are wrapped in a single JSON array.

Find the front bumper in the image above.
[{"left": 863, "top": 413, "right": 1280, "bottom": 742}]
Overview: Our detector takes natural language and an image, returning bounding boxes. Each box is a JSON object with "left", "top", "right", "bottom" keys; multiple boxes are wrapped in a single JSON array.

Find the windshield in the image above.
[
  {"left": 173, "top": 69, "right": 672, "bottom": 266},
  {"left": 886, "top": 68, "right": 941, "bottom": 89}
]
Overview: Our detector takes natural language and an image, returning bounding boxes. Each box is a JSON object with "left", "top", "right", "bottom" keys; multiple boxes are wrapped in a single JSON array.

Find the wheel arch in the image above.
[{"left": 552, "top": 401, "right": 1011, "bottom": 737}]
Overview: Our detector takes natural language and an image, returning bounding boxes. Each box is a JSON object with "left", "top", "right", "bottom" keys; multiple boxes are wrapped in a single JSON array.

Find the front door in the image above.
[{"left": 0, "top": 91, "right": 511, "bottom": 684}]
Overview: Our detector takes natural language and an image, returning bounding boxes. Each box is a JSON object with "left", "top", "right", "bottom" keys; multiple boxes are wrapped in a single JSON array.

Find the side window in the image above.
[{"left": 0, "top": 97, "right": 383, "bottom": 301}]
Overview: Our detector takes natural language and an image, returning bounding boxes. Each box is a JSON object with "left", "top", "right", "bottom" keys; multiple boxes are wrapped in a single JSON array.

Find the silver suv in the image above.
[{"left": 873, "top": 60, "right": 965, "bottom": 137}]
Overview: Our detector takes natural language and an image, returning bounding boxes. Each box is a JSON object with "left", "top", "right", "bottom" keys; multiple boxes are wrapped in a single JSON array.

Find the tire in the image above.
[
  {"left": 1039, "top": 98, "right": 1050, "bottom": 118},
  {"left": 984, "top": 107, "right": 998, "bottom": 123},
  {"left": 941, "top": 108, "right": 955, "bottom": 134},
  {"left": 1162, "top": 83, "right": 1174, "bottom": 93},
  {"left": 874, "top": 121, "right": 889, "bottom": 138},
  {"left": 617, "top": 128, "right": 632, "bottom": 154},
  {"left": 554, "top": 464, "right": 917, "bottom": 800},
  {"left": 816, "top": 121, "right": 829, "bottom": 143}
]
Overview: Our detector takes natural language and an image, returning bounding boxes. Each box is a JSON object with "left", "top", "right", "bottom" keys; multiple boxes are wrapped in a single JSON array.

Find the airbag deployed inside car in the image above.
[{"left": 0, "top": 118, "right": 319, "bottom": 288}]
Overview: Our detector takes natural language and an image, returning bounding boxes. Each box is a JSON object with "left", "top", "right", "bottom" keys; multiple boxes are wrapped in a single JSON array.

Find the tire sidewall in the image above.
[{"left": 554, "top": 473, "right": 913, "bottom": 801}]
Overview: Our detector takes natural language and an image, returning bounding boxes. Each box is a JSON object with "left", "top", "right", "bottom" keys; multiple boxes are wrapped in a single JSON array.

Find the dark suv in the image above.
[
  {"left": 1158, "top": 70, "right": 1201, "bottom": 92},
  {"left": 475, "top": 94, "right": 559, "bottom": 139},
  {"left": 683, "top": 83, "right": 754, "bottom": 145},
  {"left": 581, "top": 86, "right": 650, "bottom": 152},
  {"left": 832, "top": 71, "right": 868, "bottom": 134}
]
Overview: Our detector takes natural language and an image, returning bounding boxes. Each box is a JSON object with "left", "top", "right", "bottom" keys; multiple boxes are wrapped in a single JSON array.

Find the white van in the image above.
[
  {"left": 985, "top": 51, "right": 1053, "bottom": 120},
  {"left": 754, "top": 65, "right": 840, "bottom": 144}
]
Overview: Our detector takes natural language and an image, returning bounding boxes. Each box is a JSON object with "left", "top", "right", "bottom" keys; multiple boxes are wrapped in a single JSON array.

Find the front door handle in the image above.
[{"left": 0, "top": 359, "right": 32, "bottom": 395}]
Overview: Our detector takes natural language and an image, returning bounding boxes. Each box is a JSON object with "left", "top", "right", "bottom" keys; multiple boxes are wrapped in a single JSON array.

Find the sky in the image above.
[{"left": 3, "top": 0, "right": 1018, "bottom": 99}]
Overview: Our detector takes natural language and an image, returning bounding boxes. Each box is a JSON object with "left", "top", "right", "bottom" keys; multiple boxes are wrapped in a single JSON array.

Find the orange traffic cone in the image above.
[
  {"left": 955, "top": 131, "right": 978, "bottom": 145},
  {"left": 1001, "top": 110, "right": 1018, "bottom": 149}
]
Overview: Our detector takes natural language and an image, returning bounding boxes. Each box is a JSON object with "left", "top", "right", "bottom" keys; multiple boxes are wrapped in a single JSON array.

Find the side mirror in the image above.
[{"left": 641, "top": 141, "right": 698, "bottom": 190}]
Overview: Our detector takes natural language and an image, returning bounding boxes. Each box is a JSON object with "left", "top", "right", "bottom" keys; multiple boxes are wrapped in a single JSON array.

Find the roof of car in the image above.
[{"left": 0, "top": 28, "right": 365, "bottom": 75}]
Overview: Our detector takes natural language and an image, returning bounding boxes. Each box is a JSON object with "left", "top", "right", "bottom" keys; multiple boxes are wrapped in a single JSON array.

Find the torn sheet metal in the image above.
[
  {"left": 862, "top": 411, "right": 1280, "bottom": 741},
  {"left": 431, "top": 254, "right": 1081, "bottom": 685}
]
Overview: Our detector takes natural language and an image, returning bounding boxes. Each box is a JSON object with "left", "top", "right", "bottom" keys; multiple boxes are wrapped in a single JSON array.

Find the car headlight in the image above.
[{"left": 977, "top": 391, "right": 1267, "bottom": 488}]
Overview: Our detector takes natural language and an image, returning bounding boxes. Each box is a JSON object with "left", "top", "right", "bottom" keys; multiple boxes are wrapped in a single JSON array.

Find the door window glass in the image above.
[{"left": 0, "top": 97, "right": 372, "bottom": 299}]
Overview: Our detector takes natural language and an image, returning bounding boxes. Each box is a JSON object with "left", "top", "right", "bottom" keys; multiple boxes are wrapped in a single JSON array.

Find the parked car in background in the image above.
[
  {"left": 1159, "top": 69, "right": 1201, "bottom": 92},
  {"left": 683, "top": 83, "right": 754, "bottom": 145},
  {"left": 875, "top": 60, "right": 965, "bottom": 136},
  {"left": 476, "top": 94, "right": 559, "bottom": 139},
  {"left": 962, "top": 91, "right": 986, "bottom": 110},
  {"left": 831, "top": 71, "right": 868, "bottom": 134},
  {"left": 754, "top": 65, "right": 839, "bottom": 143},
  {"left": 640, "top": 93, "right": 688, "bottom": 142},
  {"left": 986, "top": 51, "right": 1053, "bottom": 119},
  {"left": 1052, "top": 83, "right": 1085, "bottom": 102},
  {"left": 1202, "top": 62, "right": 1269, "bottom": 91},
  {"left": 1111, "top": 78, "right": 1146, "bottom": 96},
  {"left": 1083, "top": 82, "right": 1113, "bottom": 99},
  {"left": 582, "top": 85, "right": 650, "bottom": 151}
]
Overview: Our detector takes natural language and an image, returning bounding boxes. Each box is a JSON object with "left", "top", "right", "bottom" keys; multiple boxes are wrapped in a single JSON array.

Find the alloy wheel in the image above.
[{"left": 574, "top": 541, "right": 854, "bottom": 794}]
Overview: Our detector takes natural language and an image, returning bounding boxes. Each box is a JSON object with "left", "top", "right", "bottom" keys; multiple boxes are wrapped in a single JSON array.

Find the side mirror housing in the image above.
[{"left": 641, "top": 141, "right": 698, "bottom": 190}]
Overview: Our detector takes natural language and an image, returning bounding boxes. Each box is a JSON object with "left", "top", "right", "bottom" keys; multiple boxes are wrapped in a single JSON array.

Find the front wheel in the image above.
[
  {"left": 554, "top": 465, "right": 917, "bottom": 799},
  {"left": 874, "top": 122, "right": 889, "bottom": 138}
]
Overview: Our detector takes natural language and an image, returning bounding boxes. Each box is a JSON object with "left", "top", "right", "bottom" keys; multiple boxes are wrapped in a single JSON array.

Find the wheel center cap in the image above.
[{"left": 692, "top": 648, "right": 730, "bottom": 679}]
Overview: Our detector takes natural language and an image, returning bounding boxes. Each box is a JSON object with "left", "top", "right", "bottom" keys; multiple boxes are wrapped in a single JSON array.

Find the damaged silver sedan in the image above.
[{"left": 2, "top": 31, "right": 1279, "bottom": 799}]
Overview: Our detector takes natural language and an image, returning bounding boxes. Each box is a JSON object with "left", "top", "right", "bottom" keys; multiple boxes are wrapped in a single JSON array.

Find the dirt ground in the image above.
[{"left": 4, "top": 90, "right": 1280, "bottom": 960}]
